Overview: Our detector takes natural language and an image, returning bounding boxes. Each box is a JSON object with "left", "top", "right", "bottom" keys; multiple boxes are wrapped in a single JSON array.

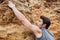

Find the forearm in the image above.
[
  {"left": 8, "top": 2, "right": 41, "bottom": 34},
  {"left": 11, "top": 6, "right": 26, "bottom": 21},
  {"left": 8, "top": 1, "right": 41, "bottom": 35},
  {"left": 12, "top": 7, "right": 33, "bottom": 29}
]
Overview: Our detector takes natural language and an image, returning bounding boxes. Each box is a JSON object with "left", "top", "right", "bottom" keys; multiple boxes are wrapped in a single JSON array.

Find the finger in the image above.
[
  {"left": 8, "top": 1, "right": 11, "bottom": 3},
  {"left": 9, "top": 1, "right": 11, "bottom": 3},
  {"left": 9, "top": 1, "right": 12, "bottom": 4}
]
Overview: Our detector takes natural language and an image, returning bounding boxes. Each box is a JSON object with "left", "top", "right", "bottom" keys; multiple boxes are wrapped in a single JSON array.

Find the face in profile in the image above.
[
  {"left": 36, "top": 19, "right": 43, "bottom": 28},
  {"left": 36, "top": 16, "right": 51, "bottom": 29}
]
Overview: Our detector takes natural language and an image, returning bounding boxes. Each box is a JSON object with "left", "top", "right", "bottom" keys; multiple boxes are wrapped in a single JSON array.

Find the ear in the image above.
[{"left": 42, "top": 24, "right": 46, "bottom": 28}]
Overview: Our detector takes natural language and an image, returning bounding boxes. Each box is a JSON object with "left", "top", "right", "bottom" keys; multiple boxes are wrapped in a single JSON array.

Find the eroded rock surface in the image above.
[{"left": 0, "top": 0, "right": 60, "bottom": 40}]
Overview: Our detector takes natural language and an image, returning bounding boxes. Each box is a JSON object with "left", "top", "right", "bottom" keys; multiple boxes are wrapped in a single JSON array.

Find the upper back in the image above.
[{"left": 34, "top": 28, "right": 54, "bottom": 40}]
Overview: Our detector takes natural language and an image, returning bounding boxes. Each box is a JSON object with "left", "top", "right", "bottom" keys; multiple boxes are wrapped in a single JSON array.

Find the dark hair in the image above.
[{"left": 40, "top": 16, "right": 51, "bottom": 29}]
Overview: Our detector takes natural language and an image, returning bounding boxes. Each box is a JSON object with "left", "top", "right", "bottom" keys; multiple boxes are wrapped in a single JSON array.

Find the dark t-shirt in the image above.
[{"left": 34, "top": 28, "right": 54, "bottom": 40}]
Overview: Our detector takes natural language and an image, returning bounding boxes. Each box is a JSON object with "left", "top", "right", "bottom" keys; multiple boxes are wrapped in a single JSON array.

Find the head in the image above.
[{"left": 36, "top": 16, "right": 51, "bottom": 29}]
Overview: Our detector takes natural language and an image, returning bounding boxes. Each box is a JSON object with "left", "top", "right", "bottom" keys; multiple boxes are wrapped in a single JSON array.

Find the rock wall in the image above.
[{"left": 0, "top": 0, "right": 60, "bottom": 40}]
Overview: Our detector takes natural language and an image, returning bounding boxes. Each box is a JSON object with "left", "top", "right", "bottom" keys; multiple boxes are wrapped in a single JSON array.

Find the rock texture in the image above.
[{"left": 0, "top": 0, "right": 60, "bottom": 40}]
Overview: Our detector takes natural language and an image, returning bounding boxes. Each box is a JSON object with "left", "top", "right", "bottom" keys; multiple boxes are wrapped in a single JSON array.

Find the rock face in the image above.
[{"left": 0, "top": 0, "right": 60, "bottom": 40}]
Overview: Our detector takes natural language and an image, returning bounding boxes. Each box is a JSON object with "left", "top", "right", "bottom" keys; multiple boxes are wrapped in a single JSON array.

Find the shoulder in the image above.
[
  {"left": 48, "top": 31, "right": 54, "bottom": 37},
  {"left": 32, "top": 25, "right": 42, "bottom": 38},
  {"left": 34, "top": 30, "right": 42, "bottom": 38}
]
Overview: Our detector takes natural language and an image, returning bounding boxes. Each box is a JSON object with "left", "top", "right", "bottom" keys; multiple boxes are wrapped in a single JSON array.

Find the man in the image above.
[{"left": 8, "top": 1, "right": 54, "bottom": 40}]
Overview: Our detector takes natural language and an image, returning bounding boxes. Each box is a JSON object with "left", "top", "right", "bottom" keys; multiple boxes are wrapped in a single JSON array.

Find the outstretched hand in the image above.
[{"left": 8, "top": 1, "right": 15, "bottom": 8}]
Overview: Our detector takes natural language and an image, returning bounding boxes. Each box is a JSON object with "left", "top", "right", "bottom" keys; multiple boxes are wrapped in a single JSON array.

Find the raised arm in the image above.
[{"left": 8, "top": 1, "right": 42, "bottom": 38}]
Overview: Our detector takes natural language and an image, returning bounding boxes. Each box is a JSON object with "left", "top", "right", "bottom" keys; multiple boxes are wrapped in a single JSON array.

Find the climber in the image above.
[{"left": 8, "top": 1, "right": 54, "bottom": 40}]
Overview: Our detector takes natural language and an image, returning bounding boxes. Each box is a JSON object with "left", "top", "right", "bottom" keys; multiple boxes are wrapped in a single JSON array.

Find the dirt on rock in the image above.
[{"left": 0, "top": 0, "right": 60, "bottom": 40}]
